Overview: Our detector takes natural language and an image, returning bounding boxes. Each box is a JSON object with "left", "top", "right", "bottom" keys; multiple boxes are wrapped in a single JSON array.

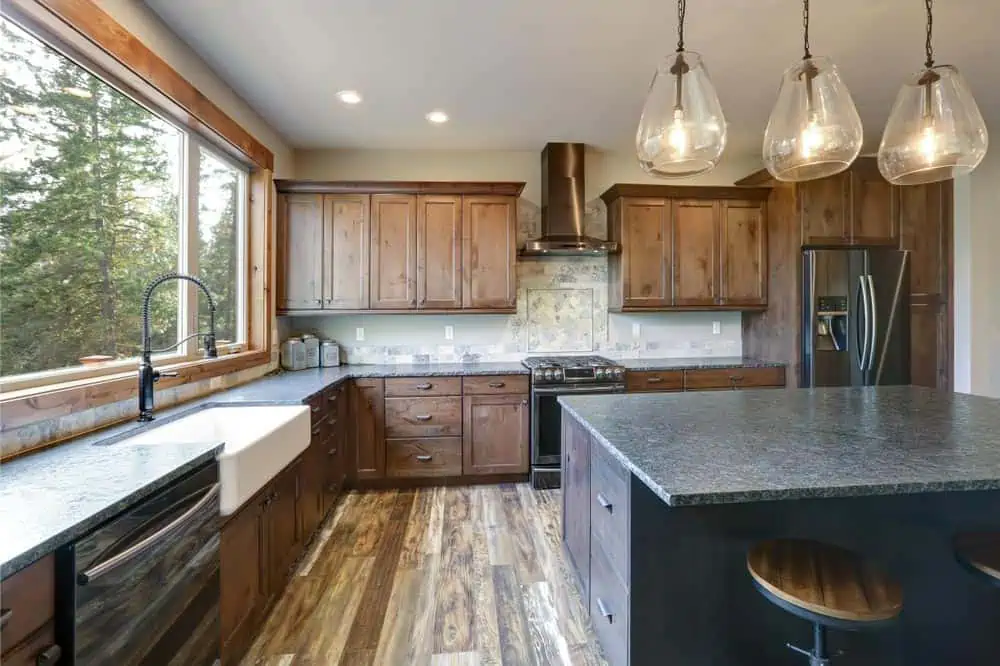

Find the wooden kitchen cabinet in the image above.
[
  {"left": 798, "top": 159, "right": 899, "bottom": 247},
  {"left": 353, "top": 378, "right": 386, "bottom": 479},
  {"left": 0, "top": 554, "right": 58, "bottom": 665},
  {"left": 417, "top": 195, "right": 462, "bottom": 309},
  {"left": 462, "top": 195, "right": 517, "bottom": 310},
  {"left": 277, "top": 193, "right": 324, "bottom": 310},
  {"left": 798, "top": 172, "right": 851, "bottom": 246},
  {"left": 324, "top": 194, "right": 370, "bottom": 309},
  {"left": 462, "top": 393, "right": 530, "bottom": 476},
  {"left": 267, "top": 459, "right": 302, "bottom": 595},
  {"left": 604, "top": 185, "right": 769, "bottom": 312},
  {"left": 562, "top": 415, "right": 592, "bottom": 599},
  {"left": 322, "top": 384, "right": 348, "bottom": 513},
  {"left": 370, "top": 194, "right": 418, "bottom": 309}
]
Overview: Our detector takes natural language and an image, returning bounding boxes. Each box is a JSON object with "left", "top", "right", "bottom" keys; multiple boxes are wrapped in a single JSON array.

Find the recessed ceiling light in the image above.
[
  {"left": 426, "top": 110, "right": 449, "bottom": 124},
  {"left": 61, "top": 86, "right": 92, "bottom": 98},
  {"left": 336, "top": 90, "right": 362, "bottom": 105}
]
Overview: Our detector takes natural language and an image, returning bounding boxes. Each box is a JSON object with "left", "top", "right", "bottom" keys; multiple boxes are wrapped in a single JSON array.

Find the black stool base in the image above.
[{"left": 787, "top": 624, "right": 831, "bottom": 666}]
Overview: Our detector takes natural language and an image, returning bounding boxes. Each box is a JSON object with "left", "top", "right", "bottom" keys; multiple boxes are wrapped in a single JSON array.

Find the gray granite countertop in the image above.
[
  {"left": 560, "top": 386, "right": 1000, "bottom": 507},
  {"left": 0, "top": 361, "right": 526, "bottom": 578},
  {"left": 619, "top": 356, "right": 784, "bottom": 371}
]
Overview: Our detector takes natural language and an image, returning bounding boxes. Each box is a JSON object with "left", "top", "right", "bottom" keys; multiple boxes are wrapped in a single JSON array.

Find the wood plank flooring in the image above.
[{"left": 242, "top": 484, "right": 606, "bottom": 666}]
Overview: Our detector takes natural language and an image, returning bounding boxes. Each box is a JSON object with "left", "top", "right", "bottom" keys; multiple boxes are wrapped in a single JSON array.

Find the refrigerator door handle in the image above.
[
  {"left": 866, "top": 275, "right": 878, "bottom": 372},
  {"left": 856, "top": 275, "right": 869, "bottom": 372}
]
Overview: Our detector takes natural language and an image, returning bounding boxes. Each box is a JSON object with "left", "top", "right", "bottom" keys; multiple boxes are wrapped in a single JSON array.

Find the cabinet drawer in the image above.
[
  {"left": 386, "top": 438, "right": 462, "bottom": 477},
  {"left": 591, "top": 443, "right": 630, "bottom": 588},
  {"left": 625, "top": 370, "right": 684, "bottom": 392},
  {"left": 462, "top": 374, "right": 529, "bottom": 395},
  {"left": 0, "top": 554, "right": 54, "bottom": 653},
  {"left": 3, "top": 622, "right": 60, "bottom": 665},
  {"left": 385, "top": 397, "right": 462, "bottom": 437},
  {"left": 684, "top": 366, "right": 785, "bottom": 390},
  {"left": 307, "top": 393, "right": 327, "bottom": 423},
  {"left": 385, "top": 376, "right": 461, "bottom": 397},
  {"left": 590, "top": 539, "right": 629, "bottom": 666}
]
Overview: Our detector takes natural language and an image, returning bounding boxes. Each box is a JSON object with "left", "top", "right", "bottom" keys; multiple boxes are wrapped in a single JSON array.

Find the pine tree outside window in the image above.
[{"left": 0, "top": 17, "right": 248, "bottom": 388}]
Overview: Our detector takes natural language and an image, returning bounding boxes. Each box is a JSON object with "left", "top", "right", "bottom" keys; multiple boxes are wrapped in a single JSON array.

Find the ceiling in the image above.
[{"left": 144, "top": 0, "right": 998, "bottom": 158}]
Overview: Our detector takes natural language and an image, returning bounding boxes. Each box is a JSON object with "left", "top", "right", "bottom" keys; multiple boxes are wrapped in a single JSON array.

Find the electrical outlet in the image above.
[
  {"left": 355, "top": 327, "right": 365, "bottom": 342},
  {"left": 631, "top": 322, "right": 641, "bottom": 339},
  {"left": 444, "top": 325, "right": 454, "bottom": 341},
  {"left": 712, "top": 321, "right": 722, "bottom": 335}
]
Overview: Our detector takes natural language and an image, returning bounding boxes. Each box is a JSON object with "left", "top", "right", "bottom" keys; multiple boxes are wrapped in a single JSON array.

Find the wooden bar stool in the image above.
[
  {"left": 747, "top": 539, "right": 903, "bottom": 665},
  {"left": 954, "top": 532, "right": 1000, "bottom": 588}
]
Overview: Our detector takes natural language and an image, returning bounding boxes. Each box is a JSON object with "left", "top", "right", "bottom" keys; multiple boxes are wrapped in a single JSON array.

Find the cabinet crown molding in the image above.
[
  {"left": 600, "top": 184, "right": 771, "bottom": 205},
  {"left": 275, "top": 180, "right": 526, "bottom": 196}
]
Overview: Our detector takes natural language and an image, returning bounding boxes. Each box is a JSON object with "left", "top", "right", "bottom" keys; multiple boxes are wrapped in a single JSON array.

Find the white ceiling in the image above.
[{"left": 144, "top": 0, "right": 999, "bottom": 158}]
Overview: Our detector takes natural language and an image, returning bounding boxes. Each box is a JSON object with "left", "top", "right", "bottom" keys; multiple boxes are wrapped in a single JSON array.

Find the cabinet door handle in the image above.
[
  {"left": 596, "top": 597, "right": 614, "bottom": 623},
  {"left": 414, "top": 414, "right": 432, "bottom": 421},
  {"left": 328, "top": 447, "right": 337, "bottom": 456},
  {"left": 0, "top": 607, "right": 11, "bottom": 629},
  {"left": 36, "top": 644, "right": 63, "bottom": 665},
  {"left": 597, "top": 493, "right": 613, "bottom": 513},
  {"left": 416, "top": 455, "right": 433, "bottom": 462},
  {"left": 415, "top": 382, "right": 433, "bottom": 390},
  {"left": 647, "top": 376, "right": 663, "bottom": 383},
  {"left": 488, "top": 381, "right": 505, "bottom": 388}
]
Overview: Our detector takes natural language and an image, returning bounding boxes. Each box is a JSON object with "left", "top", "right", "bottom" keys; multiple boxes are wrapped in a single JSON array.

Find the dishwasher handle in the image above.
[{"left": 79, "top": 483, "right": 220, "bottom": 585}]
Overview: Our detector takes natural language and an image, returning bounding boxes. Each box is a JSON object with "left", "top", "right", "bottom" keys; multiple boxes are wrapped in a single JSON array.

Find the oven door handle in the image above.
[
  {"left": 532, "top": 385, "right": 626, "bottom": 396},
  {"left": 79, "top": 483, "right": 220, "bottom": 585}
]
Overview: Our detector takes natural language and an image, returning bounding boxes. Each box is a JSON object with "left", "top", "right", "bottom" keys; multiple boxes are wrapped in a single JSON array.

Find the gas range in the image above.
[{"left": 521, "top": 355, "right": 626, "bottom": 386}]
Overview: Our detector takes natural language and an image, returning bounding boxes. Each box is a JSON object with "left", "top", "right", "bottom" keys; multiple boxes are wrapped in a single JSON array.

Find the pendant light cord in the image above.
[
  {"left": 676, "top": 0, "right": 686, "bottom": 52},
  {"left": 802, "top": 0, "right": 811, "bottom": 59},
  {"left": 924, "top": 0, "right": 934, "bottom": 68}
]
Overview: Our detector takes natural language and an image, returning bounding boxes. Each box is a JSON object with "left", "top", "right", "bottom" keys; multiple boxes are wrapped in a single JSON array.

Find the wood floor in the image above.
[{"left": 242, "top": 484, "right": 607, "bottom": 666}]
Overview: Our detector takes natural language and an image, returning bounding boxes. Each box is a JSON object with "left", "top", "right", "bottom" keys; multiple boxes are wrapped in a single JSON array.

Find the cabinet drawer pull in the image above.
[
  {"left": 36, "top": 644, "right": 63, "bottom": 665},
  {"left": 414, "top": 414, "right": 433, "bottom": 421},
  {"left": 596, "top": 597, "right": 614, "bottom": 623},
  {"left": 328, "top": 447, "right": 337, "bottom": 456},
  {"left": 327, "top": 416, "right": 337, "bottom": 426},
  {"left": 646, "top": 376, "right": 663, "bottom": 383},
  {"left": 311, "top": 424, "right": 322, "bottom": 435},
  {"left": 416, "top": 455, "right": 433, "bottom": 462},
  {"left": 0, "top": 607, "right": 11, "bottom": 629},
  {"left": 730, "top": 375, "right": 744, "bottom": 382},
  {"left": 327, "top": 394, "right": 338, "bottom": 402},
  {"left": 488, "top": 381, "right": 505, "bottom": 388},
  {"left": 415, "top": 382, "right": 433, "bottom": 390},
  {"left": 310, "top": 404, "right": 321, "bottom": 413},
  {"left": 597, "top": 492, "right": 613, "bottom": 513}
]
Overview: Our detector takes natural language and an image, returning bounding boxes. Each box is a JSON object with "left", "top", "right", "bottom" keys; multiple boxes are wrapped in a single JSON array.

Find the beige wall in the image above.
[{"left": 96, "top": 0, "right": 294, "bottom": 178}]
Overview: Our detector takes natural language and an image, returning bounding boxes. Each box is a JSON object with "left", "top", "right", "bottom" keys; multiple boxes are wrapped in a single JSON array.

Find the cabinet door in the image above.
[
  {"left": 719, "top": 200, "right": 767, "bottom": 306},
  {"left": 370, "top": 194, "right": 417, "bottom": 309},
  {"left": 672, "top": 199, "right": 718, "bottom": 306},
  {"left": 324, "top": 194, "right": 370, "bottom": 309},
  {"left": 562, "top": 415, "right": 591, "bottom": 600},
  {"left": 850, "top": 160, "right": 899, "bottom": 246},
  {"left": 221, "top": 494, "right": 266, "bottom": 665},
  {"left": 267, "top": 460, "right": 301, "bottom": 594},
  {"left": 299, "top": 422, "right": 325, "bottom": 539},
  {"left": 620, "top": 198, "right": 671, "bottom": 308},
  {"left": 277, "top": 194, "right": 324, "bottom": 310},
  {"left": 462, "top": 394, "right": 529, "bottom": 476},
  {"left": 799, "top": 172, "right": 850, "bottom": 245},
  {"left": 323, "top": 385, "right": 348, "bottom": 511},
  {"left": 462, "top": 195, "right": 516, "bottom": 309},
  {"left": 417, "top": 195, "right": 462, "bottom": 309},
  {"left": 353, "top": 379, "right": 385, "bottom": 479}
]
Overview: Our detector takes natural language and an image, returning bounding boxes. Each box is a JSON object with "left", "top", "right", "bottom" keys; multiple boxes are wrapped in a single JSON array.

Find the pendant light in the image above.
[
  {"left": 878, "top": 0, "right": 988, "bottom": 185},
  {"left": 635, "top": 0, "right": 726, "bottom": 178},
  {"left": 762, "top": 0, "right": 863, "bottom": 182}
]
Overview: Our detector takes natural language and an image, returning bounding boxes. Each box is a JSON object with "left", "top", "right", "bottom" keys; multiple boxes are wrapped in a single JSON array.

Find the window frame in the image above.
[{"left": 0, "top": 0, "right": 274, "bottom": 426}]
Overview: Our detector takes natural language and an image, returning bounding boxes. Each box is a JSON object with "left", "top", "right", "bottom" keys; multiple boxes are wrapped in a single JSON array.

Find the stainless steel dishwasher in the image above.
[{"left": 59, "top": 461, "right": 221, "bottom": 665}]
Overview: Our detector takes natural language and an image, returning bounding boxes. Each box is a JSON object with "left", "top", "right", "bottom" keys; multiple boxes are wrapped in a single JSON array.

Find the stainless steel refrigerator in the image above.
[{"left": 801, "top": 248, "right": 911, "bottom": 387}]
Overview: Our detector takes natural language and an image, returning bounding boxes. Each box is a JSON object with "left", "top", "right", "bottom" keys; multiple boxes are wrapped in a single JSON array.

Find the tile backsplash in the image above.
[{"left": 280, "top": 198, "right": 743, "bottom": 363}]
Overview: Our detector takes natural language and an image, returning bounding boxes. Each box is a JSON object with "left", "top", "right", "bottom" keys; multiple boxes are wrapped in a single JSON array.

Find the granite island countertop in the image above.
[{"left": 559, "top": 386, "right": 1000, "bottom": 507}]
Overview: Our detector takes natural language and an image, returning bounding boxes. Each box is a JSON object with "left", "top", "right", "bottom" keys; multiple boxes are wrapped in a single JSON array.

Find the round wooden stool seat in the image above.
[
  {"left": 747, "top": 539, "right": 903, "bottom": 630},
  {"left": 954, "top": 532, "right": 1000, "bottom": 587}
]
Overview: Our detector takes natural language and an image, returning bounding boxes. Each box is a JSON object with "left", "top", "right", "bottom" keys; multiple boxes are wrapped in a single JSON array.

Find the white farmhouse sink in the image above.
[{"left": 123, "top": 406, "right": 311, "bottom": 515}]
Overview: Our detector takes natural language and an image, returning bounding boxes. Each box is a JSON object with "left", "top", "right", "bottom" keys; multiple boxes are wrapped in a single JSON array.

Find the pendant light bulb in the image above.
[
  {"left": 878, "top": 0, "right": 987, "bottom": 185},
  {"left": 635, "top": 0, "right": 726, "bottom": 178},
  {"left": 762, "top": 0, "right": 862, "bottom": 182}
]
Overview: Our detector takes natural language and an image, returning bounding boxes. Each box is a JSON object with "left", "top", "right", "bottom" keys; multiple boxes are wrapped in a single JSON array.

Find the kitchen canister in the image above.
[
  {"left": 280, "top": 338, "right": 307, "bottom": 371},
  {"left": 320, "top": 339, "right": 341, "bottom": 367},
  {"left": 300, "top": 334, "right": 320, "bottom": 368}
]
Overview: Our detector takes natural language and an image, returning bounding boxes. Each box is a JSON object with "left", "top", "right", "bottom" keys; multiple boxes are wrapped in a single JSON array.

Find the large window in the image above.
[{"left": 0, "top": 18, "right": 247, "bottom": 385}]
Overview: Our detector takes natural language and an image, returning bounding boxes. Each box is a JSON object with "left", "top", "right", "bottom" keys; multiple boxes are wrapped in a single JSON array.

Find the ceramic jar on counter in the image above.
[{"left": 280, "top": 338, "right": 307, "bottom": 371}]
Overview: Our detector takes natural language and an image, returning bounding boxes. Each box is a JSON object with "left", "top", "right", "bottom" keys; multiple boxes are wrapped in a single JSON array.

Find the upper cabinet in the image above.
[
  {"left": 275, "top": 181, "right": 523, "bottom": 314},
  {"left": 603, "top": 185, "right": 770, "bottom": 312},
  {"left": 797, "top": 158, "right": 899, "bottom": 247}
]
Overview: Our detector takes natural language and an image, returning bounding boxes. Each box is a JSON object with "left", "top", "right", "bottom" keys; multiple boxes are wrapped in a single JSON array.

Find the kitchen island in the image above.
[{"left": 559, "top": 386, "right": 1000, "bottom": 666}]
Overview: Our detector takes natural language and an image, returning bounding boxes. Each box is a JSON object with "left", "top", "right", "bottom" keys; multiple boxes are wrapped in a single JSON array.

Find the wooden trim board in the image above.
[{"left": 275, "top": 180, "right": 526, "bottom": 196}]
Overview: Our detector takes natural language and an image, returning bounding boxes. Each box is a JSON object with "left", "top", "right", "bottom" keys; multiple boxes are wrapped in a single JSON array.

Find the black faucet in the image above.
[{"left": 138, "top": 273, "right": 218, "bottom": 422}]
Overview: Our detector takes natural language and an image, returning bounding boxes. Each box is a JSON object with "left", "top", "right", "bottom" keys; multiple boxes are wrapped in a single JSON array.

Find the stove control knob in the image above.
[
  {"left": 596, "top": 368, "right": 606, "bottom": 379},
  {"left": 553, "top": 369, "right": 564, "bottom": 381},
  {"left": 613, "top": 367, "right": 624, "bottom": 379},
  {"left": 543, "top": 369, "right": 554, "bottom": 381}
]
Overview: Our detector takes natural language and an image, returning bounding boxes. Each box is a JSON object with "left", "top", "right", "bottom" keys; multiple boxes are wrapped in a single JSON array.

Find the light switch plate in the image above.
[
  {"left": 444, "top": 325, "right": 454, "bottom": 340},
  {"left": 712, "top": 321, "right": 722, "bottom": 335},
  {"left": 355, "top": 327, "right": 365, "bottom": 341}
]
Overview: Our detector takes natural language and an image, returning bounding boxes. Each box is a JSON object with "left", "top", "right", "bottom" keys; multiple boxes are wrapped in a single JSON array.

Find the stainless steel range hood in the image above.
[{"left": 520, "top": 143, "right": 620, "bottom": 256}]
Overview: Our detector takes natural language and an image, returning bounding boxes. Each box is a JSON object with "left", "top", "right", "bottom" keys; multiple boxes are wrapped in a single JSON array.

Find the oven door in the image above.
[{"left": 532, "top": 385, "right": 624, "bottom": 467}]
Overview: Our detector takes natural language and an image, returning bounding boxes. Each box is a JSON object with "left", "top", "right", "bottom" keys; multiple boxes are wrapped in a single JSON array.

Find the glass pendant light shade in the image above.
[
  {"left": 878, "top": 65, "right": 988, "bottom": 185},
  {"left": 636, "top": 51, "right": 727, "bottom": 178},
  {"left": 762, "top": 56, "right": 863, "bottom": 182}
]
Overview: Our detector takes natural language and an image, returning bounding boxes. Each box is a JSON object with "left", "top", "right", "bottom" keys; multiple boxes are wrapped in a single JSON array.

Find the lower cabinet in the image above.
[
  {"left": 562, "top": 416, "right": 592, "bottom": 599},
  {"left": 322, "top": 383, "right": 348, "bottom": 512},
  {"left": 0, "top": 555, "right": 59, "bottom": 666},
  {"left": 625, "top": 366, "right": 786, "bottom": 393},
  {"left": 353, "top": 379, "right": 386, "bottom": 479},
  {"left": 221, "top": 458, "right": 303, "bottom": 666},
  {"left": 462, "top": 394, "right": 530, "bottom": 475}
]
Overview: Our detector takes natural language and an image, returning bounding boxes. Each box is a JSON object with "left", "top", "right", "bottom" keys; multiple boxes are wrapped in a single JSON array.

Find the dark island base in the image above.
[{"left": 630, "top": 481, "right": 1000, "bottom": 666}]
